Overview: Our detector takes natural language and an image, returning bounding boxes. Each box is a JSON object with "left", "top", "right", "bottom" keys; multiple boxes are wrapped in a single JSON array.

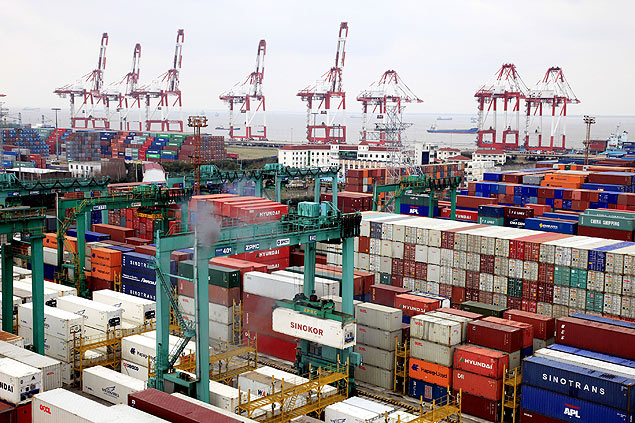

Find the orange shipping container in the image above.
[
  {"left": 91, "top": 264, "right": 121, "bottom": 282},
  {"left": 408, "top": 358, "right": 453, "bottom": 387},
  {"left": 91, "top": 247, "right": 122, "bottom": 267}
]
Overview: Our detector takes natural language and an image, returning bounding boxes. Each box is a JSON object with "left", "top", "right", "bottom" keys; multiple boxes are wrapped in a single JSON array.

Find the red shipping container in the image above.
[
  {"left": 391, "top": 258, "right": 403, "bottom": 276},
  {"left": 439, "top": 283, "right": 452, "bottom": 298},
  {"left": 403, "top": 243, "right": 416, "bottom": 261},
  {"left": 178, "top": 280, "right": 240, "bottom": 307},
  {"left": 242, "top": 292, "right": 278, "bottom": 315},
  {"left": 91, "top": 223, "right": 136, "bottom": 243},
  {"left": 135, "top": 244, "right": 156, "bottom": 256},
  {"left": 243, "top": 311, "right": 295, "bottom": 342},
  {"left": 243, "top": 330, "right": 296, "bottom": 362},
  {"left": 358, "top": 237, "right": 370, "bottom": 254},
  {"left": 520, "top": 409, "right": 567, "bottom": 423},
  {"left": 403, "top": 260, "right": 416, "bottom": 278},
  {"left": 415, "top": 262, "right": 428, "bottom": 280},
  {"left": 262, "top": 257, "right": 290, "bottom": 272},
  {"left": 556, "top": 316, "right": 635, "bottom": 359},
  {"left": 480, "top": 291, "right": 493, "bottom": 305},
  {"left": 522, "top": 299, "right": 538, "bottom": 314},
  {"left": 370, "top": 284, "right": 410, "bottom": 307},
  {"left": 483, "top": 316, "right": 533, "bottom": 348},
  {"left": 503, "top": 309, "right": 555, "bottom": 340},
  {"left": 233, "top": 246, "right": 290, "bottom": 262},
  {"left": 454, "top": 345, "right": 509, "bottom": 379},
  {"left": 507, "top": 297, "right": 522, "bottom": 310},
  {"left": 125, "top": 236, "right": 151, "bottom": 246},
  {"left": 504, "top": 206, "right": 534, "bottom": 219},
  {"left": 459, "top": 392, "right": 501, "bottom": 423},
  {"left": 128, "top": 388, "right": 240, "bottom": 423},
  {"left": 467, "top": 320, "right": 523, "bottom": 353},
  {"left": 451, "top": 286, "right": 466, "bottom": 305},
  {"left": 441, "top": 208, "right": 478, "bottom": 221},
  {"left": 456, "top": 195, "right": 497, "bottom": 208},
  {"left": 453, "top": 369, "right": 503, "bottom": 400},
  {"left": 394, "top": 294, "right": 440, "bottom": 317},
  {"left": 578, "top": 225, "right": 634, "bottom": 241},
  {"left": 466, "top": 288, "right": 479, "bottom": 302},
  {"left": 538, "top": 263, "right": 555, "bottom": 284}
]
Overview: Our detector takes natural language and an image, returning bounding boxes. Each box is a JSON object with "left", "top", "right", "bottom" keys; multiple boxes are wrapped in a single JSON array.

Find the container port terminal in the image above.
[{"left": 2, "top": 6, "right": 635, "bottom": 423}]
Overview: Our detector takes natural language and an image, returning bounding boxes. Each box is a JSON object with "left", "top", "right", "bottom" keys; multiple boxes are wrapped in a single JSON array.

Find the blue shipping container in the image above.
[
  {"left": 523, "top": 356, "right": 635, "bottom": 411},
  {"left": 542, "top": 212, "right": 579, "bottom": 221},
  {"left": 408, "top": 379, "right": 449, "bottom": 402},
  {"left": 122, "top": 281, "right": 155, "bottom": 301},
  {"left": 66, "top": 229, "right": 110, "bottom": 242},
  {"left": 548, "top": 345, "right": 635, "bottom": 369},
  {"left": 570, "top": 313, "right": 635, "bottom": 330},
  {"left": 121, "top": 269, "right": 155, "bottom": 286},
  {"left": 520, "top": 385, "right": 633, "bottom": 423},
  {"left": 122, "top": 252, "right": 155, "bottom": 276},
  {"left": 479, "top": 205, "right": 505, "bottom": 218},
  {"left": 399, "top": 204, "right": 437, "bottom": 217},
  {"left": 525, "top": 218, "right": 578, "bottom": 235},
  {"left": 506, "top": 218, "right": 526, "bottom": 228},
  {"left": 104, "top": 245, "right": 135, "bottom": 253}
]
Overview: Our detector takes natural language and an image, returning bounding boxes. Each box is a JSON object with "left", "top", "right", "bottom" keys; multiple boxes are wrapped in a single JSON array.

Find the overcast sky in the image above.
[{"left": 2, "top": 0, "right": 633, "bottom": 118}]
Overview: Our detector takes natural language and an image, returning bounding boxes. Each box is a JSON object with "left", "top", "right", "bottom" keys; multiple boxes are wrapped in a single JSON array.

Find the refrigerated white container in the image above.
[
  {"left": 10, "top": 280, "right": 58, "bottom": 303},
  {"left": 178, "top": 296, "right": 233, "bottom": 324},
  {"left": 120, "top": 359, "right": 149, "bottom": 382},
  {"left": 272, "top": 307, "right": 355, "bottom": 349},
  {"left": 18, "top": 302, "right": 83, "bottom": 340},
  {"left": 56, "top": 296, "right": 122, "bottom": 331},
  {"left": 410, "top": 315, "right": 462, "bottom": 346},
  {"left": 92, "top": 290, "right": 155, "bottom": 324},
  {"left": 43, "top": 280, "right": 76, "bottom": 297},
  {"left": 355, "top": 303, "right": 402, "bottom": 332},
  {"left": 82, "top": 365, "right": 146, "bottom": 404},
  {"left": 0, "top": 340, "right": 61, "bottom": 391},
  {"left": 324, "top": 401, "right": 381, "bottom": 423},
  {"left": 32, "top": 388, "right": 111, "bottom": 423},
  {"left": 0, "top": 357, "right": 41, "bottom": 405},
  {"left": 243, "top": 272, "right": 302, "bottom": 300},
  {"left": 17, "top": 326, "right": 73, "bottom": 362},
  {"left": 343, "top": 397, "right": 394, "bottom": 416},
  {"left": 107, "top": 404, "right": 168, "bottom": 422}
]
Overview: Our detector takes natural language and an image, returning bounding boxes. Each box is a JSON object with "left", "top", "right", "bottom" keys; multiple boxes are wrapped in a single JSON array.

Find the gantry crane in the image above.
[
  {"left": 357, "top": 70, "right": 423, "bottom": 146},
  {"left": 150, "top": 200, "right": 361, "bottom": 404},
  {"left": 524, "top": 66, "right": 580, "bottom": 152},
  {"left": 116, "top": 43, "right": 144, "bottom": 131},
  {"left": 475, "top": 64, "right": 529, "bottom": 150},
  {"left": 135, "top": 29, "right": 185, "bottom": 132},
  {"left": 54, "top": 33, "right": 115, "bottom": 129},
  {"left": 297, "top": 22, "right": 349, "bottom": 144},
  {"left": 220, "top": 40, "right": 267, "bottom": 140}
]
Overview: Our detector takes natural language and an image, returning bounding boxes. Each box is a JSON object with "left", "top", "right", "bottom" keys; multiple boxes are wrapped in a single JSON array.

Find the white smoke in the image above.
[{"left": 195, "top": 200, "right": 221, "bottom": 249}]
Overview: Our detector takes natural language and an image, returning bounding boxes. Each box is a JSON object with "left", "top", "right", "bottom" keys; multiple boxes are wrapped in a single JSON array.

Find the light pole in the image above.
[
  {"left": 188, "top": 116, "right": 208, "bottom": 195},
  {"left": 583, "top": 115, "right": 596, "bottom": 166},
  {"left": 51, "top": 107, "right": 61, "bottom": 161}
]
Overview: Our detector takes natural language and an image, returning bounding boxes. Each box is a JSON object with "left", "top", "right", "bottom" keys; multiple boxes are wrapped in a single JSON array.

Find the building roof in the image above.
[
  {"left": 438, "top": 147, "right": 461, "bottom": 152},
  {"left": 449, "top": 155, "right": 471, "bottom": 161},
  {"left": 280, "top": 144, "right": 388, "bottom": 152},
  {"left": 475, "top": 149, "right": 505, "bottom": 155}
]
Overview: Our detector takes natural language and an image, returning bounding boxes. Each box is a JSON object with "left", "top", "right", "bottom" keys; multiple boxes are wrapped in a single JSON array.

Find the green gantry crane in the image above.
[
  {"left": 56, "top": 185, "right": 192, "bottom": 296},
  {"left": 372, "top": 174, "right": 463, "bottom": 219},
  {"left": 0, "top": 206, "right": 46, "bottom": 353},
  {"left": 150, "top": 200, "right": 361, "bottom": 403}
]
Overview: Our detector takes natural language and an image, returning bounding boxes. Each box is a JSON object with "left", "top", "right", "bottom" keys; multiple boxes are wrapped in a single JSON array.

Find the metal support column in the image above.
[
  {"left": 83, "top": 192, "right": 91, "bottom": 232},
  {"left": 314, "top": 179, "right": 321, "bottom": 203},
  {"left": 341, "top": 237, "right": 354, "bottom": 316},
  {"left": 180, "top": 201, "right": 189, "bottom": 233},
  {"left": 100, "top": 190, "right": 108, "bottom": 224},
  {"left": 450, "top": 188, "right": 457, "bottom": 221},
  {"left": 30, "top": 234, "right": 45, "bottom": 354},
  {"left": 237, "top": 181, "right": 244, "bottom": 196},
  {"left": 332, "top": 177, "right": 338, "bottom": 209},
  {"left": 1, "top": 245, "right": 13, "bottom": 333},
  {"left": 77, "top": 213, "right": 86, "bottom": 276},
  {"left": 428, "top": 191, "right": 435, "bottom": 218},
  {"left": 303, "top": 242, "right": 316, "bottom": 297},
  {"left": 275, "top": 175, "right": 282, "bottom": 203},
  {"left": 255, "top": 178, "right": 263, "bottom": 198},
  {"left": 155, "top": 244, "right": 172, "bottom": 392},
  {"left": 195, "top": 243, "right": 211, "bottom": 403}
]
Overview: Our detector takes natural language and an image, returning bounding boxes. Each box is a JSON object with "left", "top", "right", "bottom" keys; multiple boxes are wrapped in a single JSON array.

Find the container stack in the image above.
[
  {"left": 577, "top": 209, "right": 635, "bottom": 240},
  {"left": 502, "top": 309, "right": 556, "bottom": 351},
  {"left": 56, "top": 295, "right": 122, "bottom": 338},
  {"left": 92, "top": 289, "right": 156, "bottom": 327},
  {"left": 64, "top": 130, "right": 101, "bottom": 161},
  {"left": 0, "top": 340, "right": 62, "bottom": 391},
  {"left": 82, "top": 365, "right": 146, "bottom": 405},
  {"left": 88, "top": 247, "right": 122, "bottom": 291},
  {"left": 320, "top": 191, "right": 374, "bottom": 213},
  {"left": 354, "top": 302, "right": 403, "bottom": 390},
  {"left": 121, "top": 252, "right": 159, "bottom": 301}
]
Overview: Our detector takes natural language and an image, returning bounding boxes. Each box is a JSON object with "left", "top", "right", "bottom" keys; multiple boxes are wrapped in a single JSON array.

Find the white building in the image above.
[
  {"left": 68, "top": 161, "right": 101, "bottom": 177},
  {"left": 436, "top": 147, "right": 461, "bottom": 161},
  {"left": 278, "top": 143, "right": 436, "bottom": 177},
  {"left": 472, "top": 149, "right": 507, "bottom": 165}
]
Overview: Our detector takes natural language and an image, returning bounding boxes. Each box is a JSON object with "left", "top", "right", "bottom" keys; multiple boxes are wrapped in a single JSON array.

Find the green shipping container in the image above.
[
  {"left": 146, "top": 154, "right": 160, "bottom": 159},
  {"left": 177, "top": 261, "right": 240, "bottom": 288},
  {"left": 554, "top": 266, "right": 571, "bottom": 286},
  {"left": 380, "top": 273, "right": 391, "bottom": 285},
  {"left": 459, "top": 301, "right": 507, "bottom": 317},
  {"left": 584, "top": 209, "right": 635, "bottom": 219},
  {"left": 507, "top": 278, "right": 523, "bottom": 298},
  {"left": 579, "top": 214, "right": 635, "bottom": 231},
  {"left": 570, "top": 268, "right": 587, "bottom": 289},
  {"left": 479, "top": 216, "right": 504, "bottom": 226},
  {"left": 585, "top": 290, "right": 604, "bottom": 313},
  {"left": 401, "top": 194, "right": 433, "bottom": 207}
]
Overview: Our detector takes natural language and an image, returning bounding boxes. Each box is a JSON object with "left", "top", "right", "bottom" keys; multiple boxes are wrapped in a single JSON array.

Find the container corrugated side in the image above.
[
  {"left": 172, "top": 392, "right": 263, "bottom": 423},
  {"left": 520, "top": 385, "right": 633, "bottom": 423},
  {"left": 91, "top": 290, "right": 155, "bottom": 324},
  {"left": 324, "top": 401, "right": 381, "bottom": 423},
  {"left": 410, "top": 315, "right": 462, "bottom": 346},
  {"left": 82, "top": 365, "right": 146, "bottom": 405},
  {"left": 534, "top": 348, "right": 635, "bottom": 379},
  {"left": 0, "top": 340, "right": 61, "bottom": 391},
  {"left": 108, "top": 404, "right": 168, "bottom": 422},
  {"left": 33, "top": 388, "right": 111, "bottom": 423},
  {"left": 355, "top": 302, "right": 403, "bottom": 332}
]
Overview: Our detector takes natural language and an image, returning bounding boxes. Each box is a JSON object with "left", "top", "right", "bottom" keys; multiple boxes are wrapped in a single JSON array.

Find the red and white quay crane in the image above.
[
  {"left": 524, "top": 66, "right": 580, "bottom": 151},
  {"left": 220, "top": 40, "right": 267, "bottom": 140},
  {"left": 136, "top": 29, "right": 185, "bottom": 132},
  {"left": 54, "top": 33, "right": 115, "bottom": 129},
  {"left": 474, "top": 63, "right": 528, "bottom": 150},
  {"left": 357, "top": 70, "right": 422, "bottom": 145},
  {"left": 297, "top": 22, "right": 349, "bottom": 144},
  {"left": 115, "top": 43, "right": 143, "bottom": 131}
]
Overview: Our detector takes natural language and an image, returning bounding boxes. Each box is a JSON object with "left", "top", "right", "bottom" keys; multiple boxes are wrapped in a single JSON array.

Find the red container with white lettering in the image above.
[
  {"left": 453, "top": 369, "right": 503, "bottom": 401},
  {"left": 394, "top": 293, "right": 440, "bottom": 317},
  {"left": 453, "top": 345, "right": 509, "bottom": 379},
  {"left": 370, "top": 284, "right": 410, "bottom": 307}
]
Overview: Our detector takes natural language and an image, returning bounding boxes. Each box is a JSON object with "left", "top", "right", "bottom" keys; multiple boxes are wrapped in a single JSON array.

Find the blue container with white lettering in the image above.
[
  {"left": 525, "top": 218, "right": 578, "bottom": 234},
  {"left": 521, "top": 385, "right": 633, "bottom": 423},
  {"left": 399, "top": 203, "right": 438, "bottom": 217},
  {"left": 548, "top": 345, "right": 635, "bottom": 369},
  {"left": 523, "top": 356, "right": 635, "bottom": 411},
  {"left": 408, "top": 378, "right": 449, "bottom": 403},
  {"left": 122, "top": 252, "right": 155, "bottom": 277},
  {"left": 121, "top": 269, "right": 155, "bottom": 287},
  {"left": 122, "top": 280, "right": 156, "bottom": 301}
]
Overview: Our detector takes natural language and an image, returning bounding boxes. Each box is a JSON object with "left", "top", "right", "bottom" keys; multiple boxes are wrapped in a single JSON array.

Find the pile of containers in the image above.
[{"left": 352, "top": 212, "right": 635, "bottom": 319}]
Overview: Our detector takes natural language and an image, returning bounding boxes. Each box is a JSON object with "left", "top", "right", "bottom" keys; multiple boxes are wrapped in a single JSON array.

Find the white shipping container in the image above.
[
  {"left": 178, "top": 296, "right": 232, "bottom": 324},
  {"left": 624, "top": 277, "right": 635, "bottom": 297},
  {"left": 18, "top": 303, "right": 83, "bottom": 340},
  {"left": 452, "top": 269, "right": 466, "bottom": 287},
  {"left": 272, "top": 271, "right": 340, "bottom": 299},
  {"left": 379, "top": 257, "right": 392, "bottom": 274},
  {"left": 92, "top": 290, "right": 155, "bottom": 324},
  {"left": 355, "top": 303, "right": 402, "bottom": 332},
  {"left": 369, "top": 239, "right": 380, "bottom": 255},
  {"left": 428, "top": 247, "right": 441, "bottom": 265},
  {"left": 243, "top": 272, "right": 301, "bottom": 300},
  {"left": 358, "top": 253, "right": 370, "bottom": 271},
  {"left": 605, "top": 273, "right": 623, "bottom": 295},
  {"left": 493, "top": 275, "right": 508, "bottom": 294},
  {"left": 439, "top": 267, "right": 452, "bottom": 285},
  {"left": 427, "top": 264, "right": 440, "bottom": 282},
  {"left": 604, "top": 293, "right": 622, "bottom": 315},
  {"left": 32, "top": 388, "right": 111, "bottom": 423},
  {"left": 410, "top": 338, "right": 455, "bottom": 367},
  {"left": 120, "top": 359, "right": 148, "bottom": 382},
  {"left": 453, "top": 251, "right": 467, "bottom": 270},
  {"left": 440, "top": 248, "right": 453, "bottom": 266},
  {"left": 410, "top": 315, "right": 462, "bottom": 346},
  {"left": 56, "top": 296, "right": 122, "bottom": 331},
  {"left": 587, "top": 271, "right": 605, "bottom": 291},
  {"left": 10, "top": 281, "right": 58, "bottom": 303},
  {"left": 425, "top": 281, "right": 440, "bottom": 295},
  {"left": 393, "top": 241, "right": 404, "bottom": 259},
  {"left": 357, "top": 325, "right": 401, "bottom": 351},
  {"left": 272, "top": 307, "right": 355, "bottom": 349},
  {"left": 415, "top": 245, "right": 428, "bottom": 262},
  {"left": 0, "top": 340, "right": 61, "bottom": 391},
  {"left": 343, "top": 397, "right": 394, "bottom": 416},
  {"left": 324, "top": 401, "right": 381, "bottom": 423},
  {"left": 0, "top": 292, "right": 21, "bottom": 312},
  {"left": 523, "top": 261, "right": 539, "bottom": 281},
  {"left": 479, "top": 273, "right": 494, "bottom": 292},
  {"left": 42, "top": 281, "right": 76, "bottom": 297},
  {"left": 553, "top": 286, "right": 569, "bottom": 306},
  {"left": 18, "top": 327, "right": 73, "bottom": 362},
  {"left": 82, "top": 365, "right": 146, "bottom": 405},
  {"left": 0, "top": 357, "right": 41, "bottom": 405},
  {"left": 210, "top": 321, "right": 233, "bottom": 344},
  {"left": 493, "top": 293, "right": 508, "bottom": 308},
  {"left": 426, "top": 311, "right": 473, "bottom": 342},
  {"left": 380, "top": 240, "right": 392, "bottom": 257},
  {"left": 534, "top": 348, "right": 635, "bottom": 379},
  {"left": 494, "top": 257, "right": 508, "bottom": 276}
]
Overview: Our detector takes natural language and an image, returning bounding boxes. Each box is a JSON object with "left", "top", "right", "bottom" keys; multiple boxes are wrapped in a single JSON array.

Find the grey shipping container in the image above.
[
  {"left": 354, "top": 344, "right": 395, "bottom": 370},
  {"left": 355, "top": 364, "right": 394, "bottom": 390},
  {"left": 357, "top": 325, "right": 402, "bottom": 351},
  {"left": 355, "top": 303, "right": 403, "bottom": 332}
]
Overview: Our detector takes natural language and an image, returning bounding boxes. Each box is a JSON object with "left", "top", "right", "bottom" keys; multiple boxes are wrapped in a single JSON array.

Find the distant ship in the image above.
[
  {"left": 427, "top": 125, "right": 477, "bottom": 134},
  {"left": 437, "top": 116, "right": 453, "bottom": 121}
]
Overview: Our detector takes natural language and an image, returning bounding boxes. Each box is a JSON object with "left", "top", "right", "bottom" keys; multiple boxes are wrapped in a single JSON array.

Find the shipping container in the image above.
[
  {"left": 502, "top": 309, "right": 555, "bottom": 340},
  {"left": 408, "top": 379, "right": 450, "bottom": 403},
  {"left": 408, "top": 358, "right": 452, "bottom": 386},
  {"left": 452, "top": 369, "right": 502, "bottom": 400},
  {"left": 460, "top": 392, "right": 501, "bottom": 422},
  {"left": 460, "top": 301, "right": 507, "bottom": 317},
  {"left": 355, "top": 344, "right": 395, "bottom": 369},
  {"left": 356, "top": 325, "right": 402, "bottom": 351},
  {"left": 0, "top": 341, "right": 61, "bottom": 391},
  {"left": 56, "top": 296, "right": 122, "bottom": 331},
  {"left": 107, "top": 404, "right": 168, "bottom": 422},
  {"left": 0, "top": 358, "right": 41, "bottom": 405},
  {"left": 32, "top": 388, "right": 111, "bottom": 423},
  {"left": 410, "top": 315, "right": 462, "bottom": 346},
  {"left": 410, "top": 338, "right": 455, "bottom": 367},
  {"left": 82, "top": 366, "right": 146, "bottom": 405},
  {"left": 453, "top": 345, "right": 509, "bottom": 379},
  {"left": 18, "top": 303, "right": 83, "bottom": 340},
  {"left": 556, "top": 316, "right": 635, "bottom": 360},
  {"left": 324, "top": 401, "right": 380, "bottom": 423},
  {"left": 355, "top": 303, "right": 403, "bottom": 332},
  {"left": 92, "top": 290, "right": 155, "bottom": 324},
  {"left": 272, "top": 307, "right": 355, "bottom": 349},
  {"left": 467, "top": 320, "right": 523, "bottom": 353}
]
